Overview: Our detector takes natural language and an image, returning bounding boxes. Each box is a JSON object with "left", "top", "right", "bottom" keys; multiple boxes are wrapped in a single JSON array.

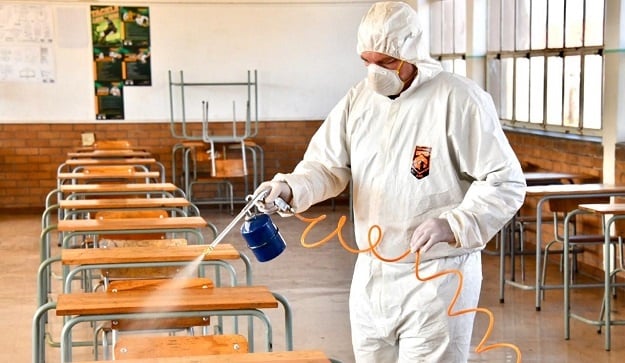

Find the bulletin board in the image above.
[{"left": 0, "top": 1, "right": 375, "bottom": 123}]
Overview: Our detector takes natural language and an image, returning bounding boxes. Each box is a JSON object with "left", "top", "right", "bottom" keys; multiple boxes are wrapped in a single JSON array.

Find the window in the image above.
[
  {"left": 429, "top": 0, "right": 467, "bottom": 76},
  {"left": 486, "top": 0, "right": 604, "bottom": 135}
]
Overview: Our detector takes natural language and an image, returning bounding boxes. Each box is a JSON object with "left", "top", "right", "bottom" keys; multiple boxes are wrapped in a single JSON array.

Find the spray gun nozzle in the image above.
[
  {"left": 274, "top": 197, "right": 295, "bottom": 215},
  {"left": 202, "top": 245, "right": 215, "bottom": 257}
]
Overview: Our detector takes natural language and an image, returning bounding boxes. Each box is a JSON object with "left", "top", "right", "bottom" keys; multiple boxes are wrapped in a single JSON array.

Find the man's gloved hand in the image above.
[
  {"left": 254, "top": 180, "right": 293, "bottom": 215},
  {"left": 409, "top": 218, "right": 456, "bottom": 253}
]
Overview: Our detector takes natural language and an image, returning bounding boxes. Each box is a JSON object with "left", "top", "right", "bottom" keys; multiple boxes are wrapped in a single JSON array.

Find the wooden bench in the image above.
[
  {"left": 67, "top": 150, "right": 152, "bottom": 159},
  {"left": 59, "top": 182, "right": 180, "bottom": 195},
  {"left": 59, "top": 243, "right": 251, "bottom": 300},
  {"left": 113, "top": 334, "right": 248, "bottom": 359},
  {"left": 59, "top": 158, "right": 166, "bottom": 181},
  {"left": 62, "top": 244, "right": 240, "bottom": 266},
  {"left": 60, "top": 197, "right": 191, "bottom": 211},
  {"left": 76, "top": 350, "right": 331, "bottom": 362},
  {"left": 57, "top": 216, "right": 207, "bottom": 233},
  {"left": 40, "top": 216, "right": 208, "bottom": 285},
  {"left": 64, "top": 157, "right": 157, "bottom": 166},
  {"left": 58, "top": 171, "right": 161, "bottom": 184},
  {"left": 102, "top": 278, "right": 216, "bottom": 332}
]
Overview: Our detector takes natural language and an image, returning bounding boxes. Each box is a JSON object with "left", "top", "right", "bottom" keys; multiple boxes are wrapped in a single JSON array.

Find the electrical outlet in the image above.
[{"left": 81, "top": 132, "right": 95, "bottom": 147}]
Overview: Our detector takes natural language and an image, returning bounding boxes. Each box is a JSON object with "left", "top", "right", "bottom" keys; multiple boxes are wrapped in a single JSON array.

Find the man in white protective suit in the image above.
[{"left": 255, "top": 1, "right": 527, "bottom": 362}]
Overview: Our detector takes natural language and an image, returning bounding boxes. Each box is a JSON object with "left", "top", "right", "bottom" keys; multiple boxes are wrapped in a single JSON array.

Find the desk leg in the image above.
[
  {"left": 535, "top": 204, "right": 544, "bottom": 311},
  {"left": 604, "top": 218, "right": 612, "bottom": 351},
  {"left": 499, "top": 226, "right": 506, "bottom": 303},
  {"left": 564, "top": 213, "right": 571, "bottom": 340}
]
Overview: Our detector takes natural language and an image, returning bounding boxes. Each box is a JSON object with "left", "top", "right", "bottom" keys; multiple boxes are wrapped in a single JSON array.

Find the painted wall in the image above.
[{"left": 0, "top": 1, "right": 376, "bottom": 123}]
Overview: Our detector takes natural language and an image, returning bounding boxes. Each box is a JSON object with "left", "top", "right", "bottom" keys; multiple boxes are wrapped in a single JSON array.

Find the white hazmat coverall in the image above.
[{"left": 271, "top": 2, "right": 526, "bottom": 362}]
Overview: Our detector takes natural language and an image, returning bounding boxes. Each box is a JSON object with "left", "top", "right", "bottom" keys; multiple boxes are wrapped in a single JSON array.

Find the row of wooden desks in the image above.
[
  {"left": 38, "top": 148, "right": 332, "bottom": 362},
  {"left": 34, "top": 243, "right": 290, "bottom": 362}
]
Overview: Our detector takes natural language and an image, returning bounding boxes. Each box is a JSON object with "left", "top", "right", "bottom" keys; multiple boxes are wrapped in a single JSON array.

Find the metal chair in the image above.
[{"left": 540, "top": 196, "right": 617, "bottom": 300}]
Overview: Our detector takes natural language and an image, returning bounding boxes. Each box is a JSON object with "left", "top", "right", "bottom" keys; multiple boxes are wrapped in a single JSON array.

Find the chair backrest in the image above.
[
  {"left": 93, "top": 140, "right": 132, "bottom": 150},
  {"left": 106, "top": 278, "right": 215, "bottom": 332},
  {"left": 548, "top": 197, "right": 611, "bottom": 213},
  {"left": 95, "top": 209, "right": 168, "bottom": 241},
  {"left": 95, "top": 209, "right": 177, "bottom": 280},
  {"left": 191, "top": 140, "right": 248, "bottom": 178},
  {"left": 113, "top": 334, "right": 248, "bottom": 360},
  {"left": 98, "top": 238, "right": 188, "bottom": 280},
  {"left": 548, "top": 196, "right": 610, "bottom": 239},
  {"left": 82, "top": 165, "right": 138, "bottom": 175}
]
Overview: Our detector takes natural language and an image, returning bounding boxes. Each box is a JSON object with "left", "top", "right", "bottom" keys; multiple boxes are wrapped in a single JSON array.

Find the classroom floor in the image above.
[{"left": 3, "top": 202, "right": 625, "bottom": 363}]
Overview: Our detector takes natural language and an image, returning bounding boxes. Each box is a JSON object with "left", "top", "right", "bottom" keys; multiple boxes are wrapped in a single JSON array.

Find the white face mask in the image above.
[{"left": 367, "top": 61, "right": 405, "bottom": 96}]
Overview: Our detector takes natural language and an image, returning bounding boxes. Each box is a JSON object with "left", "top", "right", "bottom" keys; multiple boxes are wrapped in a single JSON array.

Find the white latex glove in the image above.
[
  {"left": 254, "top": 180, "right": 293, "bottom": 215},
  {"left": 409, "top": 218, "right": 456, "bottom": 253}
]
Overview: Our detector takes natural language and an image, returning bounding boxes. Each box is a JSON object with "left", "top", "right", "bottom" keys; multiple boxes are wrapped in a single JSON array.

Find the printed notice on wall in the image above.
[{"left": 0, "top": 4, "right": 55, "bottom": 83}]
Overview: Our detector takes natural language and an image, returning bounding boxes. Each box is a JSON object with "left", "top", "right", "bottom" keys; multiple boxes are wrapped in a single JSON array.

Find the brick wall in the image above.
[
  {"left": 0, "top": 121, "right": 322, "bottom": 211},
  {"left": 2, "top": 122, "right": 624, "bottom": 278}
]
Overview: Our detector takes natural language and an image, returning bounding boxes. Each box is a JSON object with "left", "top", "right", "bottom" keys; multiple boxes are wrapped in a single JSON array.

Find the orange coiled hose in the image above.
[{"left": 294, "top": 212, "right": 522, "bottom": 363}]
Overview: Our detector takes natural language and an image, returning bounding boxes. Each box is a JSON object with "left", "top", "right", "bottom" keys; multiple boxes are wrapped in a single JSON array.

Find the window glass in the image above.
[
  {"left": 585, "top": 1, "right": 604, "bottom": 46},
  {"left": 531, "top": 0, "right": 547, "bottom": 49},
  {"left": 454, "top": 59, "right": 466, "bottom": 77},
  {"left": 501, "top": 0, "right": 515, "bottom": 51},
  {"left": 487, "top": 0, "right": 501, "bottom": 51},
  {"left": 563, "top": 56, "right": 581, "bottom": 127},
  {"left": 546, "top": 56, "right": 563, "bottom": 125},
  {"left": 487, "top": 58, "right": 502, "bottom": 114},
  {"left": 442, "top": 0, "right": 454, "bottom": 54},
  {"left": 529, "top": 56, "right": 545, "bottom": 124},
  {"left": 454, "top": 0, "right": 466, "bottom": 53},
  {"left": 430, "top": 1, "right": 442, "bottom": 55},
  {"left": 483, "top": 0, "right": 604, "bottom": 134},
  {"left": 582, "top": 54, "right": 603, "bottom": 129},
  {"left": 502, "top": 57, "right": 514, "bottom": 120},
  {"left": 516, "top": 0, "right": 530, "bottom": 50},
  {"left": 515, "top": 57, "right": 530, "bottom": 121},
  {"left": 565, "top": 0, "right": 584, "bottom": 47},
  {"left": 547, "top": 0, "right": 564, "bottom": 48}
]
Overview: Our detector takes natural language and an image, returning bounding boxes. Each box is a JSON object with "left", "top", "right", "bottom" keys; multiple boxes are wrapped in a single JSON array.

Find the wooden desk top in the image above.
[
  {"left": 524, "top": 172, "right": 598, "bottom": 186},
  {"left": 67, "top": 150, "right": 152, "bottom": 158},
  {"left": 55, "top": 285, "right": 278, "bottom": 316},
  {"left": 57, "top": 216, "right": 207, "bottom": 232},
  {"left": 60, "top": 182, "right": 179, "bottom": 193},
  {"left": 64, "top": 158, "right": 157, "bottom": 166},
  {"left": 525, "top": 183, "right": 625, "bottom": 197},
  {"left": 62, "top": 244, "right": 240, "bottom": 265},
  {"left": 75, "top": 350, "right": 331, "bottom": 363},
  {"left": 59, "top": 197, "right": 190, "bottom": 210},
  {"left": 58, "top": 171, "right": 160, "bottom": 180},
  {"left": 578, "top": 203, "right": 625, "bottom": 215}
]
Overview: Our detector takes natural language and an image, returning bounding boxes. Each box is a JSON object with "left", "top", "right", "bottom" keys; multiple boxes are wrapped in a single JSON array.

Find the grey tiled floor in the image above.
[{"left": 3, "top": 203, "right": 625, "bottom": 362}]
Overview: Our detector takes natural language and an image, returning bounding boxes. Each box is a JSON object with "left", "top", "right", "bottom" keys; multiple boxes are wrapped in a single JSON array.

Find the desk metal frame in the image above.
[
  {"left": 563, "top": 208, "right": 625, "bottom": 350},
  {"left": 500, "top": 184, "right": 625, "bottom": 311},
  {"left": 33, "top": 291, "right": 292, "bottom": 363}
]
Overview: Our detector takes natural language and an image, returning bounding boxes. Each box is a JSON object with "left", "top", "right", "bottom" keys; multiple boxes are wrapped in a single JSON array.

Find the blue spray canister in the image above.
[{"left": 241, "top": 213, "right": 287, "bottom": 262}]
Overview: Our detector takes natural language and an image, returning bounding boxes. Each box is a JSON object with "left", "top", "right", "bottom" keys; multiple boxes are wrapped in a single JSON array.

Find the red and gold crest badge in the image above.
[{"left": 411, "top": 145, "right": 431, "bottom": 179}]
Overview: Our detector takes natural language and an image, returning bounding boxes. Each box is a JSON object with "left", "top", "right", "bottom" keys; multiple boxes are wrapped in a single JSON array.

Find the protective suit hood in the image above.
[{"left": 357, "top": 1, "right": 442, "bottom": 84}]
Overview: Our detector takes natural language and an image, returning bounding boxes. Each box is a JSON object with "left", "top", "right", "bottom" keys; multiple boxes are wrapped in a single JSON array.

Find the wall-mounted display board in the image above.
[{"left": 91, "top": 5, "right": 151, "bottom": 120}]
